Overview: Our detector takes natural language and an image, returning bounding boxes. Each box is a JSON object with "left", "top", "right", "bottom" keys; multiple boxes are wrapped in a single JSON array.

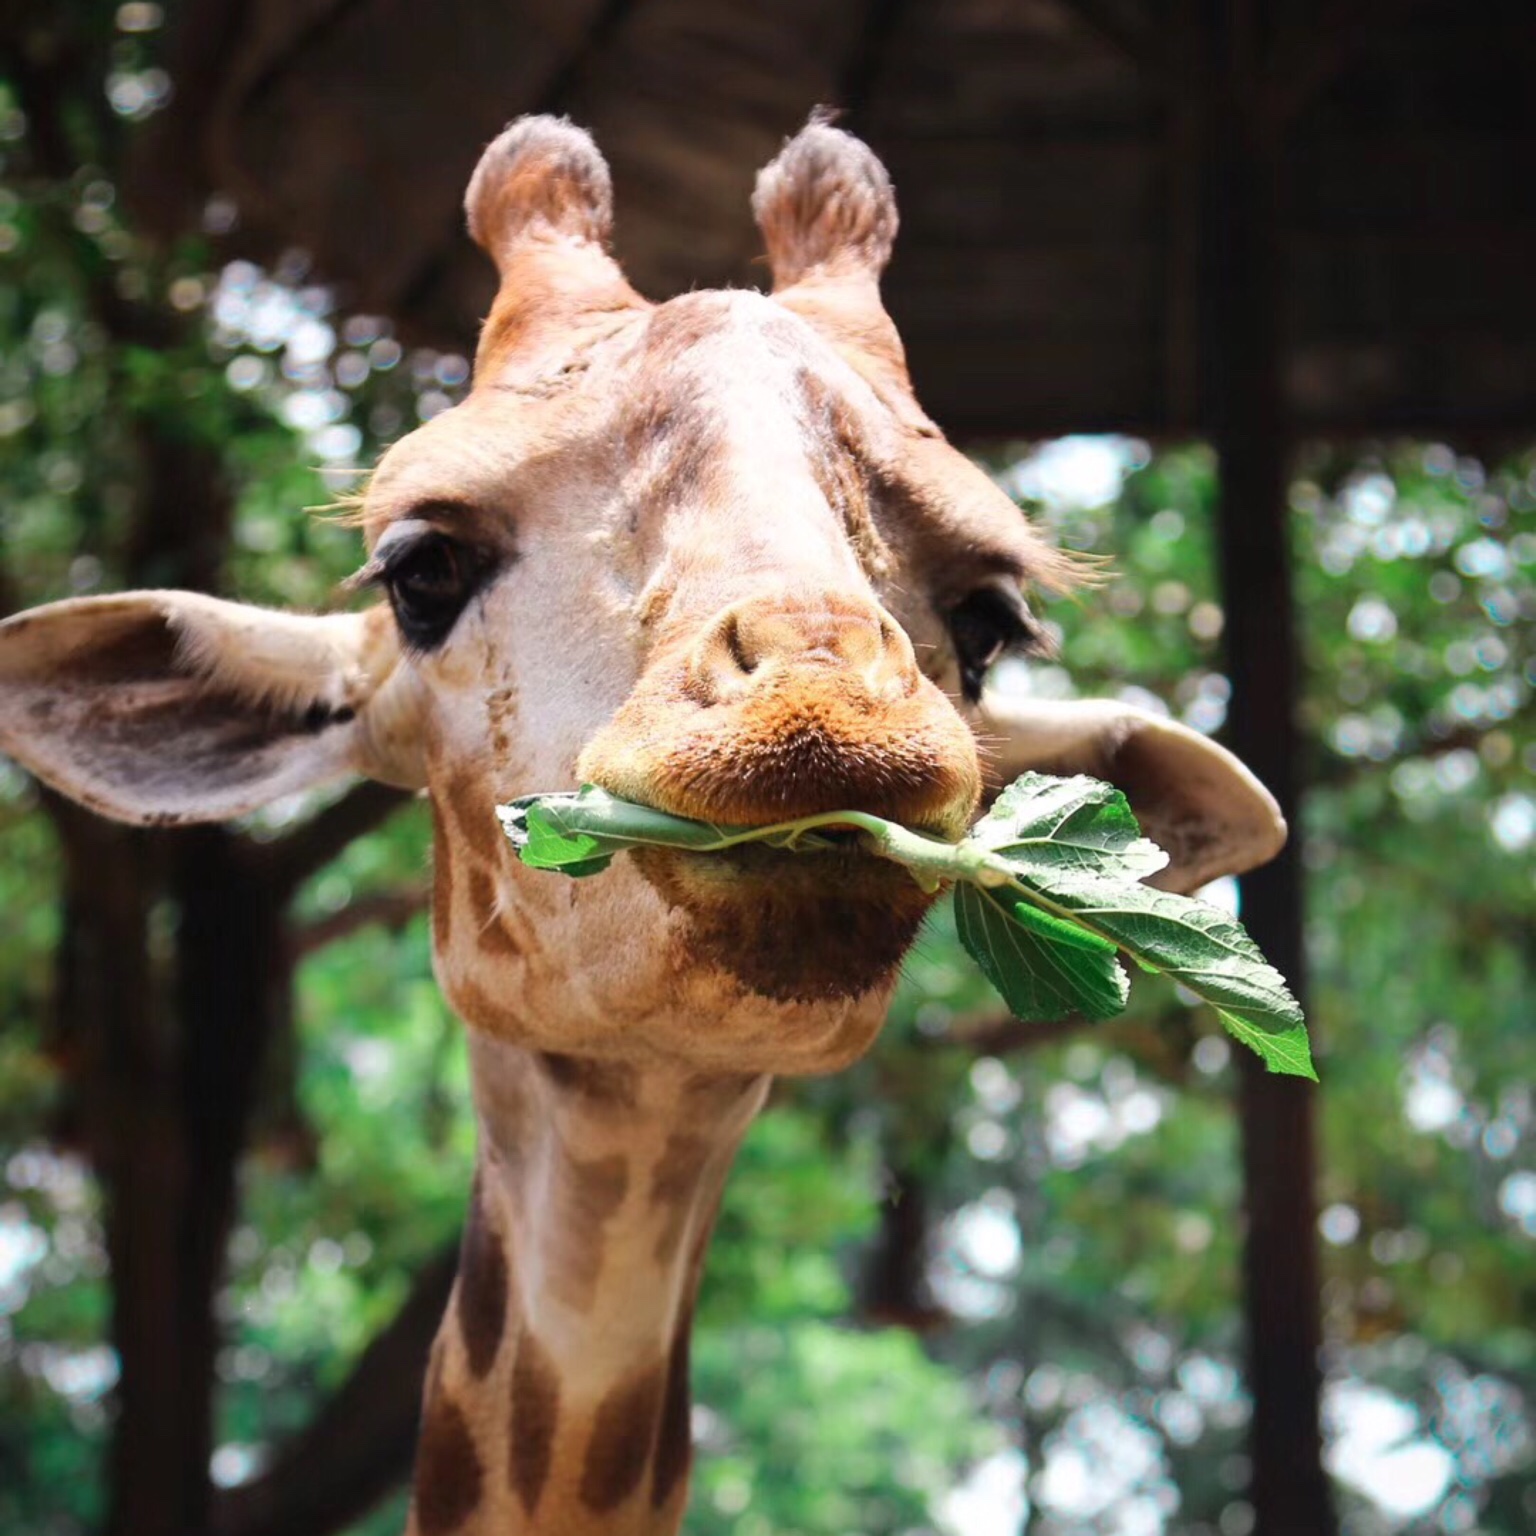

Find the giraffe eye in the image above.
[
  {"left": 947, "top": 588, "right": 1040, "bottom": 702},
  {"left": 383, "top": 533, "right": 488, "bottom": 651}
]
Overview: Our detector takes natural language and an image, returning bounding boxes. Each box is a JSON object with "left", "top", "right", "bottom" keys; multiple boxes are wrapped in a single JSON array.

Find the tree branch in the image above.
[
  {"left": 211, "top": 1244, "right": 459, "bottom": 1536},
  {"left": 1267, "top": 0, "right": 1441, "bottom": 126},
  {"left": 261, "top": 783, "right": 416, "bottom": 898},
  {"left": 1052, "top": 0, "right": 1165, "bottom": 79},
  {"left": 859, "top": 1160, "right": 948, "bottom": 1333},
  {"left": 0, "top": 558, "right": 21, "bottom": 623},
  {"left": 941, "top": 1010, "right": 1096, "bottom": 1056},
  {"left": 933, "top": 1004, "right": 1206, "bottom": 1085},
  {"left": 291, "top": 886, "right": 428, "bottom": 959}
]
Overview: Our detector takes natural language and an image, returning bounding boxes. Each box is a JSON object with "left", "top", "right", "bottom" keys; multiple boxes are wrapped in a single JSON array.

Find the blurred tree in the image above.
[
  {"left": 0, "top": 5, "right": 428, "bottom": 1531},
  {"left": 2, "top": 7, "right": 1535, "bottom": 1536}
]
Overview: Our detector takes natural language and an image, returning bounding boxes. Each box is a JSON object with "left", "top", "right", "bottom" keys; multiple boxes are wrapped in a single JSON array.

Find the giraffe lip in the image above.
[
  {"left": 627, "top": 842, "right": 936, "bottom": 1003},
  {"left": 808, "top": 827, "right": 863, "bottom": 847},
  {"left": 632, "top": 837, "right": 919, "bottom": 898}
]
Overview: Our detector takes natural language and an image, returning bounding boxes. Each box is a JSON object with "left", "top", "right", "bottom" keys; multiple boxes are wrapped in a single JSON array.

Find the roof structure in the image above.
[{"left": 144, "top": 0, "right": 1536, "bottom": 444}]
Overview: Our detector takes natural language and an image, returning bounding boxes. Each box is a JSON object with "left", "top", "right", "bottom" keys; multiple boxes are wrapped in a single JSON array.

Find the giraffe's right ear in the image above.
[{"left": 0, "top": 593, "right": 426, "bottom": 825}]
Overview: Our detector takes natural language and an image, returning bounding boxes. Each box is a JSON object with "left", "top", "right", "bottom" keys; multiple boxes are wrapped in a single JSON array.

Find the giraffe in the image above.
[{"left": 0, "top": 116, "right": 1285, "bottom": 1533}]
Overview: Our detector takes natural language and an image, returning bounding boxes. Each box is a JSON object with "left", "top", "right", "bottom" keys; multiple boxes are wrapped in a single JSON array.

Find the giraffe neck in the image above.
[{"left": 408, "top": 1033, "right": 769, "bottom": 1536}]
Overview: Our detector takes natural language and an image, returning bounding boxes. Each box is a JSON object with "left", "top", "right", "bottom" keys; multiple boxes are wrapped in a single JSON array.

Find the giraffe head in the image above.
[{"left": 0, "top": 118, "right": 1284, "bottom": 1074}]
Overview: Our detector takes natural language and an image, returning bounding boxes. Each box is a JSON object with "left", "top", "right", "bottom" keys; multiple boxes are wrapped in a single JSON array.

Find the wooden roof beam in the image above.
[
  {"left": 1051, "top": 0, "right": 1168, "bottom": 81},
  {"left": 1269, "top": 0, "right": 1444, "bottom": 126}
]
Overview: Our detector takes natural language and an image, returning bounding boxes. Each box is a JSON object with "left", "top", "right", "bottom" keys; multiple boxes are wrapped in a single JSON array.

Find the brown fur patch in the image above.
[
  {"left": 465, "top": 864, "right": 498, "bottom": 924},
  {"left": 683, "top": 1069, "right": 765, "bottom": 1106},
  {"left": 486, "top": 684, "right": 517, "bottom": 762},
  {"left": 651, "top": 1307, "right": 694, "bottom": 1510},
  {"left": 797, "top": 366, "right": 890, "bottom": 580},
  {"left": 539, "top": 1052, "right": 640, "bottom": 1108},
  {"left": 508, "top": 1327, "right": 561, "bottom": 1515},
  {"left": 413, "top": 1393, "right": 483, "bottom": 1536},
  {"left": 635, "top": 845, "right": 931, "bottom": 1004},
  {"left": 450, "top": 976, "right": 522, "bottom": 1035},
  {"left": 580, "top": 1359, "right": 666, "bottom": 1513},
  {"left": 553, "top": 1153, "right": 630, "bottom": 1310},
  {"left": 431, "top": 806, "right": 454, "bottom": 956},
  {"left": 648, "top": 1133, "right": 710, "bottom": 1266},
  {"left": 478, "top": 916, "right": 521, "bottom": 960},
  {"left": 622, "top": 360, "right": 725, "bottom": 515},
  {"left": 446, "top": 771, "right": 508, "bottom": 868},
  {"left": 636, "top": 295, "right": 731, "bottom": 369},
  {"left": 457, "top": 1174, "right": 508, "bottom": 1378},
  {"left": 463, "top": 864, "right": 523, "bottom": 960}
]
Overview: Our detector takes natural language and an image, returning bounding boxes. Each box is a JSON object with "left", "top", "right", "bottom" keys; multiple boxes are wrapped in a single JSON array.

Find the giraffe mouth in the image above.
[{"left": 630, "top": 840, "right": 935, "bottom": 1003}]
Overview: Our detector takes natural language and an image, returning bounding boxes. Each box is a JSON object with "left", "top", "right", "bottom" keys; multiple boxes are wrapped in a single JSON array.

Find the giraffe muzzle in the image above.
[{"left": 578, "top": 591, "right": 981, "bottom": 840}]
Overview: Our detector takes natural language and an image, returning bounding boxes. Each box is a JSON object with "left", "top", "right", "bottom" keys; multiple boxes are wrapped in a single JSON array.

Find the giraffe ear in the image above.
[
  {"left": 976, "top": 692, "right": 1287, "bottom": 894},
  {"left": 0, "top": 593, "right": 426, "bottom": 825}
]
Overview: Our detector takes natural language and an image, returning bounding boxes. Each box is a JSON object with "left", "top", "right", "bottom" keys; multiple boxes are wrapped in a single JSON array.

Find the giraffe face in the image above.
[
  {"left": 0, "top": 116, "right": 1287, "bottom": 1073},
  {"left": 340, "top": 120, "right": 1078, "bottom": 1069}
]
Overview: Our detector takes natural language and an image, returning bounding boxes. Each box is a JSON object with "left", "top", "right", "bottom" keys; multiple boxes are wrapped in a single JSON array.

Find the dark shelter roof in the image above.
[{"left": 144, "top": 0, "right": 1536, "bottom": 440}]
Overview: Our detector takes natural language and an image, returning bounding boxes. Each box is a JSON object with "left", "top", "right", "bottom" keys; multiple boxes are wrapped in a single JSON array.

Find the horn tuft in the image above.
[
  {"left": 466, "top": 115, "right": 614, "bottom": 260},
  {"left": 753, "top": 115, "right": 898, "bottom": 289}
]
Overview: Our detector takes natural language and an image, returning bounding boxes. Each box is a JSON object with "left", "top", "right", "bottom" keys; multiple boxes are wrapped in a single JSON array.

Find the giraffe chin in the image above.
[{"left": 631, "top": 843, "right": 935, "bottom": 1003}]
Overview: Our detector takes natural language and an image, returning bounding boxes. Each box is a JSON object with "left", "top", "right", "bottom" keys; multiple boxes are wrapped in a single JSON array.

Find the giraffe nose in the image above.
[{"left": 690, "top": 592, "right": 920, "bottom": 705}]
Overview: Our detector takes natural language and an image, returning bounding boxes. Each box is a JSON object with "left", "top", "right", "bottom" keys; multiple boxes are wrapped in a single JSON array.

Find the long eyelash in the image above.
[
  {"left": 342, "top": 536, "right": 428, "bottom": 595},
  {"left": 342, "top": 558, "right": 387, "bottom": 594},
  {"left": 1013, "top": 609, "right": 1056, "bottom": 659}
]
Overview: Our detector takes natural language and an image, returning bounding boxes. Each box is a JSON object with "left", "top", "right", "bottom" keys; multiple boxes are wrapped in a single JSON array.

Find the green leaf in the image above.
[
  {"left": 955, "top": 883, "right": 1128, "bottom": 1023},
  {"left": 1033, "top": 873, "right": 1303, "bottom": 1025},
  {"left": 1216, "top": 1011, "right": 1317, "bottom": 1079},
  {"left": 1015, "top": 872, "right": 1313, "bottom": 1079},
  {"left": 974, "top": 772, "right": 1169, "bottom": 881},
  {"left": 520, "top": 804, "right": 614, "bottom": 872}
]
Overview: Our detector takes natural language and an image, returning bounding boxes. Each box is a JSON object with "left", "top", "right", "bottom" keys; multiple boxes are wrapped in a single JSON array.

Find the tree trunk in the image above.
[
  {"left": 171, "top": 828, "right": 287, "bottom": 1530},
  {"left": 212, "top": 1247, "right": 459, "bottom": 1536},
  {"left": 1192, "top": 3, "right": 1335, "bottom": 1532},
  {"left": 51, "top": 804, "right": 202, "bottom": 1536},
  {"left": 53, "top": 806, "right": 284, "bottom": 1536}
]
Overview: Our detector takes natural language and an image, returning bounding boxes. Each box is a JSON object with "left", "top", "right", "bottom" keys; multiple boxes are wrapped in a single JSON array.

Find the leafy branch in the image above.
[{"left": 498, "top": 774, "right": 1315, "bottom": 1080}]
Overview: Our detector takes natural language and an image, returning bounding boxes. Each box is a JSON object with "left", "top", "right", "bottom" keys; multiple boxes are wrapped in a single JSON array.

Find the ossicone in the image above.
[
  {"left": 463, "top": 116, "right": 645, "bottom": 378},
  {"left": 753, "top": 114, "right": 899, "bottom": 289},
  {"left": 465, "top": 115, "right": 616, "bottom": 266}
]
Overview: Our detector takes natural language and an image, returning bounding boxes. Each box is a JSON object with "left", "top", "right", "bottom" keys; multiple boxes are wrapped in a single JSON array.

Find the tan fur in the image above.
[{"left": 168, "top": 598, "right": 390, "bottom": 716}]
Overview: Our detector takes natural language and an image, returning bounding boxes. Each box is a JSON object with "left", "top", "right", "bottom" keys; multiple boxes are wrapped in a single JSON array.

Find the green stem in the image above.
[{"left": 530, "top": 791, "right": 1012, "bottom": 894}]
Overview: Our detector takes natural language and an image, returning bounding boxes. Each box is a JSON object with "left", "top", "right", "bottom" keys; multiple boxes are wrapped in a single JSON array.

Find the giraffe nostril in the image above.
[
  {"left": 723, "top": 612, "right": 757, "bottom": 676},
  {"left": 689, "top": 591, "right": 921, "bottom": 706}
]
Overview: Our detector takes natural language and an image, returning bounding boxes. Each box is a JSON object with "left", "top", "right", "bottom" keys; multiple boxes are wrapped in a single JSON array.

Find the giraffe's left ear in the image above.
[
  {"left": 0, "top": 593, "right": 426, "bottom": 825},
  {"left": 976, "top": 691, "right": 1286, "bottom": 894}
]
